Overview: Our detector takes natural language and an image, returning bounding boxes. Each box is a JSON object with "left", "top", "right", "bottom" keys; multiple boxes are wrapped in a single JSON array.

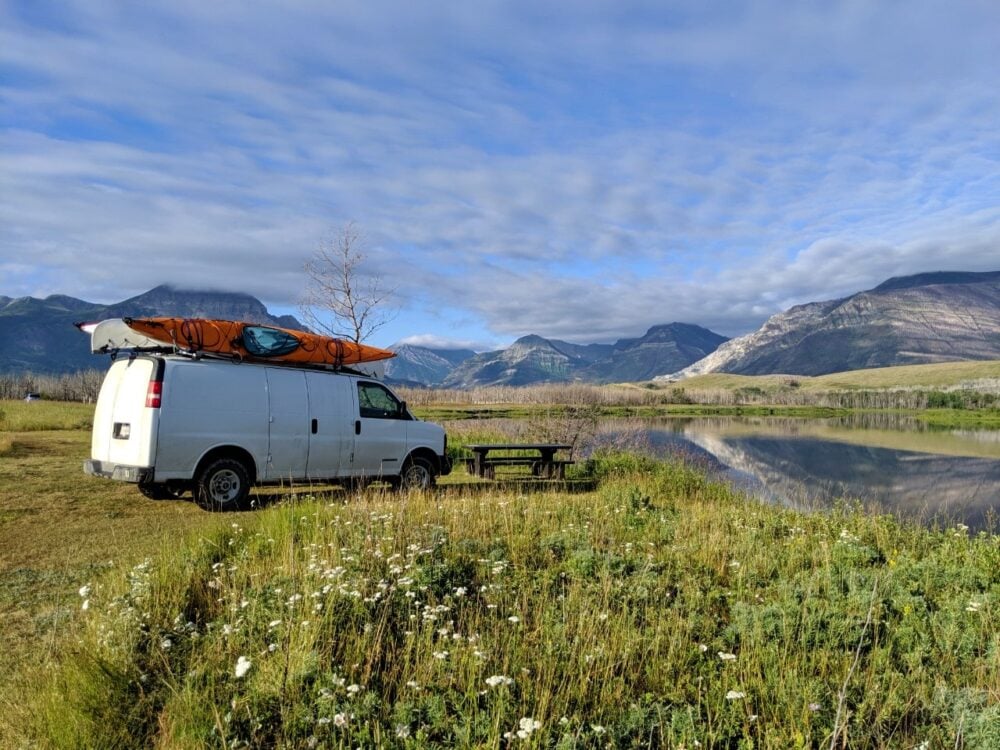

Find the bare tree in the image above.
[{"left": 299, "top": 223, "right": 396, "bottom": 344}]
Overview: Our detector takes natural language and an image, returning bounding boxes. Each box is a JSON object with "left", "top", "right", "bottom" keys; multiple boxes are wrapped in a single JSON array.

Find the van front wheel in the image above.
[
  {"left": 194, "top": 458, "right": 251, "bottom": 511},
  {"left": 397, "top": 456, "right": 436, "bottom": 491}
]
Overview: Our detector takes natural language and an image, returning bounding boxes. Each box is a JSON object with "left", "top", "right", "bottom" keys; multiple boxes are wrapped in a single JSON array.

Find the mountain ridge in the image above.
[
  {"left": 0, "top": 286, "right": 306, "bottom": 374},
  {"left": 665, "top": 270, "right": 1000, "bottom": 379}
]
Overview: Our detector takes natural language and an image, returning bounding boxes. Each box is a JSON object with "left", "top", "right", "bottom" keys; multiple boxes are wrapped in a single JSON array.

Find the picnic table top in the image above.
[{"left": 465, "top": 443, "right": 573, "bottom": 453}]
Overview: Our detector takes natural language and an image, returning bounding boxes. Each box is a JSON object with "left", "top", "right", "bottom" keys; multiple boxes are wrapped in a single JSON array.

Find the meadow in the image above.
[{"left": 1, "top": 400, "right": 998, "bottom": 748}]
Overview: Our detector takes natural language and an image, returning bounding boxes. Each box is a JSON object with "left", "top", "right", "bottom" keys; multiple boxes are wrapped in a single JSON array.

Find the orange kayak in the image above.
[{"left": 123, "top": 317, "right": 395, "bottom": 366}]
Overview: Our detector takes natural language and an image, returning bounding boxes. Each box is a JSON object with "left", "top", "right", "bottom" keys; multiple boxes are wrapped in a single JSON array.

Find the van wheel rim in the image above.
[
  {"left": 210, "top": 470, "right": 241, "bottom": 503},
  {"left": 403, "top": 464, "right": 431, "bottom": 489}
]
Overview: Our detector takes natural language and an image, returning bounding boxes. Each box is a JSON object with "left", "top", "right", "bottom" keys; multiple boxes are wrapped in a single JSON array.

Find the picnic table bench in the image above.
[{"left": 465, "top": 443, "right": 574, "bottom": 480}]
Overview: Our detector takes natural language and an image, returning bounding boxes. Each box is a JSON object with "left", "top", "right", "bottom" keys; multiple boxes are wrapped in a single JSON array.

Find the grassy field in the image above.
[
  {"left": 673, "top": 360, "right": 1000, "bottom": 391},
  {"left": 2, "top": 402, "right": 999, "bottom": 748}
]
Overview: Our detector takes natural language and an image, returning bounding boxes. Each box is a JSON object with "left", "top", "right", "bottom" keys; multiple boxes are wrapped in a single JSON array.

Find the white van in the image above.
[{"left": 84, "top": 354, "right": 451, "bottom": 510}]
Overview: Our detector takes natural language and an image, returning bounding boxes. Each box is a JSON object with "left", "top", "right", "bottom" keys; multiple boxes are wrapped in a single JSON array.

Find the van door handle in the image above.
[
  {"left": 311, "top": 419, "right": 318, "bottom": 434},
  {"left": 355, "top": 420, "right": 361, "bottom": 435}
]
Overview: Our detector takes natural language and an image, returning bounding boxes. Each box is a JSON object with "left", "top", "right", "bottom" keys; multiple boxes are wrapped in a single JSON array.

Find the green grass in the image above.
[
  {"left": 0, "top": 399, "right": 95, "bottom": 431},
  {"left": 5, "top": 455, "right": 998, "bottom": 749}
]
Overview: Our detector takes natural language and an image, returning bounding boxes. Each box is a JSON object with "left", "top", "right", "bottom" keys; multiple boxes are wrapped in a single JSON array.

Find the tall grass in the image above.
[
  {"left": 9, "top": 458, "right": 998, "bottom": 749},
  {"left": 397, "top": 381, "right": 1000, "bottom": 411}
]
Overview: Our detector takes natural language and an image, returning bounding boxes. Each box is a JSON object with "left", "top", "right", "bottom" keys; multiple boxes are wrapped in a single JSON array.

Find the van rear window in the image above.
[{"left": 242, "top": 326, "right": 300, "bottom": 357}]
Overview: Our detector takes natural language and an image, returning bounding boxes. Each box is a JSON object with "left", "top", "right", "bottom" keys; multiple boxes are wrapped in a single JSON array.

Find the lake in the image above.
[{"left": 590, "top": 415, "right": 1000, "bottom": 532}]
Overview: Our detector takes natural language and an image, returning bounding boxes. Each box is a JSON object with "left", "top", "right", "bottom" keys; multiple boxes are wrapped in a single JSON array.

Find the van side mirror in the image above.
[{"left": 398, "top": 401, "right": 409, "bottom": 419}]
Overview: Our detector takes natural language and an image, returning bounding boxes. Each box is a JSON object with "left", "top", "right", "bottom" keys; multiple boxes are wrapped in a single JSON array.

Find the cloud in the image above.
[
  {"left": 395, "top": 334, "right": 490, "bottom": 352},
  {"left": 2, "top": 1, "right": 998, "bottom": 342}
]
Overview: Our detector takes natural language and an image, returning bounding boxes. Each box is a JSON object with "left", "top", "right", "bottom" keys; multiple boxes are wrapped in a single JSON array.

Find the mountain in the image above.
[
  {"left": 0, "top": 285, "right": 305, "bottom": 374},
  {"left": 384, "top": 344, "right": 476, "bottom": 386},
  {"left": 583, "top": 323, "right": 728, "bottom": 382},
  {"left": 442, "top": 324, "right": 727, "bottom": 388},
  {"left": 667, "top": 271, "right": 1000, "bottom": 378}
]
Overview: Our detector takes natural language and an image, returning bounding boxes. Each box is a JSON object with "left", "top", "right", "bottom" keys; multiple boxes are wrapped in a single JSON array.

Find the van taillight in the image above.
[{"left": 145, "top": 380, "right": 162, "bottom": 408}]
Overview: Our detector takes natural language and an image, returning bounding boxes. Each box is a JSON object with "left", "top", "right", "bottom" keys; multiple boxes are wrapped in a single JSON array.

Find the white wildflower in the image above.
[
  {"left": 78, "top": 585, "right": 91, "bottom": 598},
  {"left": 160, "top": 637, "right": 173, "bottom": 651},
  {"left": 234, "top": 656, "right": 252, "bottom": 678},
  {"left": 592, "top": 725, "right": 606, "bottom": 735},
  {"left": 725, "top": 690, "right": 746, "bottom": 700},
  {"left": 346, "top": 684, "right": 362, "bottom": 695},
  {"left": 718, "top": 652, "right": 737, "bottom": 661},
  {"left": 486, "top": 675, "right": 514, "bottom": 688},
  {"left": 516, "top": 717, "right": 541, "bottom": 739},
  {"left": 333, "top": 712, "right": 349, "bottom": 727},
  {"left": 508, "top": 615, "right": 521, "bottom": 624}
]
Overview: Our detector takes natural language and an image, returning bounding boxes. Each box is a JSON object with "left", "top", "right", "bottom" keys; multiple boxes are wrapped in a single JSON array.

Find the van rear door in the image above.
[{"left": 92, "top": 357, "right": 159, "bottom": 470}]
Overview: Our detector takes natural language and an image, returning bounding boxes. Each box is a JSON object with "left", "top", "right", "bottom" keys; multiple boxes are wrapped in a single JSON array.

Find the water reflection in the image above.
[{"left": 595, "top": 417, "right": 1000, "bottom": 532}]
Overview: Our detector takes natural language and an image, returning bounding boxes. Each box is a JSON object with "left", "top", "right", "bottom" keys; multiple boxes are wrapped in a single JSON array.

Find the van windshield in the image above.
[{"left": 242, "top": 326, "right": 300, "bottom": 357}]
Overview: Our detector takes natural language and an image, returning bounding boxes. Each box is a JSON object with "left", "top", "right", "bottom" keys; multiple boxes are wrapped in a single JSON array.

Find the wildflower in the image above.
[
  {"left": 725, "top": 690, "right": 746, "bottom": 700},
  {"left": 966, "top": 600, "right": 983, "bottom": 613},
  {"left": 346, "top": 684, "right": 362, "bottom": 695},
  {"left": 433, "top": 650, "right": 449, "bottom": 660},
  {"left": 809, "top": 702, "right": 821, "bottom": 712},
  {"left": 395, "top": 724, "right": 411, "bottom": 738},
  {"left": 405, "top": 680, "right": 421, "bottom": 690},
  {"left": 333, "top": 712, "right": 349, "bottom": 727},
  {"left": 508, "top": 615, "right": 521, "bottom": 624},
  {"left": 486, "top": 675, "right": 514, "bottom": 688},
  {"left": 718, "top": 652, "right": 737, "bottom": 661},
  {"left": 160, "top": 637, "right": 173, "bottom": 651},
  {"left": 79, "top": 585, "right": 91, "bottom": 598},
  {"left": 81, "top": 599, "right": 90, "bottom": 611},
  {"left": 234, "top": 656, "right": 252, "bottom": 678},
  {"left": 516, "top": 717, "right": 541, "bottom": 739},
  {"left": 698, "top": 644, "right": 708, "bottom": 653},
  {"left": 317, "top": 717, "right": 331, "bottom": 726},
  {"left": 592, "top": 725, "right": 606, "bottom": 735}
]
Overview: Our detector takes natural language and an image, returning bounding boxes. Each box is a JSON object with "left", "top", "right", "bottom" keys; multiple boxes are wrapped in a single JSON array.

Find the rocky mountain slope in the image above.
[
  {"left": 441, "top": 324, "right": 726, "bottom": 388},
  {"left": 667, "top": 271, "right": 1000, "bottom": 378},
  {"left": 0, "top": 285, "right": 304, "bottom": 374},
  {"left": 384, "top": 344, "right": 477, "bottom": 386}
]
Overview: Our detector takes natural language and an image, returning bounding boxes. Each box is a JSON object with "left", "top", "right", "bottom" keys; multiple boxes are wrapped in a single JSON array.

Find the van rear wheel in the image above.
[{"left": 194, "top": 457, "right": 251, "bottom": 511}]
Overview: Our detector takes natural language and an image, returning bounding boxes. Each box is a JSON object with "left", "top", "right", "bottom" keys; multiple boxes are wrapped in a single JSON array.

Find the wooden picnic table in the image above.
[{"left": 465, "top": 443, "right": 574, "bottom": 480}]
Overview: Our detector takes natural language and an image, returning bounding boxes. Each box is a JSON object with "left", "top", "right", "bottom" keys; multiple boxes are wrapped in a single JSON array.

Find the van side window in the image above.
[
  {"left": 242, "top": 326, "right": 300, "bottom": 357},
  {"left": 357, "top": 382, "right": 404, "bottom": 419}
]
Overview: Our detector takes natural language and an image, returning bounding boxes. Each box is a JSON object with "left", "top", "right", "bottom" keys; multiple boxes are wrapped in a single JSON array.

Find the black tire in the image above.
[
  {"left": 397, "top": 456, "right": 437, "bottom": 491},
  {"left": 194, "top": 457, "right": 251, "bottom": 511},
  {"left": 137, "top": 481, "right": 188, "bottom": 500}
]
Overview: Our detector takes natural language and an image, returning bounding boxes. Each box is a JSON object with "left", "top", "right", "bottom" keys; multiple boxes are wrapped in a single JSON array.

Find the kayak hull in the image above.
[
  {"left": 77, "top": 317, "right": 395, "bottom": 368},
  {"left": 123, "top": 317, "right": 395, "bottom": 366}
]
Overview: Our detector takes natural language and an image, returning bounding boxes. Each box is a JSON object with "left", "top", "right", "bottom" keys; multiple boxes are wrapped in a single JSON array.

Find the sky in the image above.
[{"left": 2, "top": 0, "right": 999, "bottom": 350}]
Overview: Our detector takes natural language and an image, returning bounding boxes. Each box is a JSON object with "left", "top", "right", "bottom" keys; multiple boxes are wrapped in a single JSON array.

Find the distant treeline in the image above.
[{"left": 0, "top": 370, "right": 104, "bottom": 402}]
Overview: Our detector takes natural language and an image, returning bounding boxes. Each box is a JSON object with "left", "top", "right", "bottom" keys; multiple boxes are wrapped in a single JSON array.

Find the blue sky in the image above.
[{"left": 2, "top": 0, "right": 998, "bottom": 350}]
